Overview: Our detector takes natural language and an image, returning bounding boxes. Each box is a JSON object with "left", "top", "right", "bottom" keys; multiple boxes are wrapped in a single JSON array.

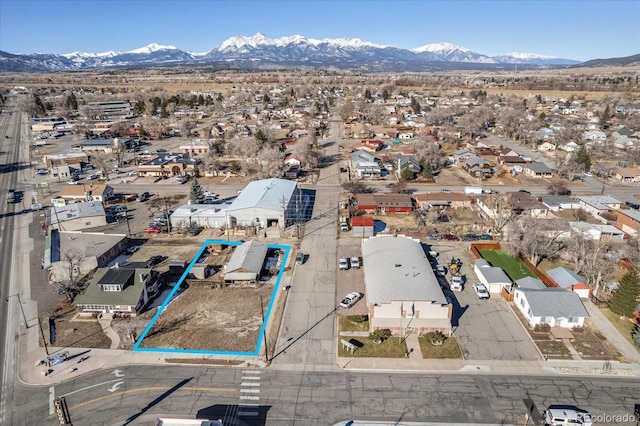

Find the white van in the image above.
[{"left": 542, "top": 406, "right": 592, "bottom": 426}]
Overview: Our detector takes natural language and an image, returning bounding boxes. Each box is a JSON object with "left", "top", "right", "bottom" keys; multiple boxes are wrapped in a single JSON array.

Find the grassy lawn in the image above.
[
  {"left": 418, "top": 336, "right": 463, "bottom": 359},
  {"left": 479, "top": 249, "right": 536, "bottom": 281},
  {"left": 339, "top": 315, "right": 370, "bottom": 332},
  {"left": 337, "top": 335, "right": 407, "bottom": 358},
  {"left": 599, "top": 307, "right": 638, "bottom": 348}
]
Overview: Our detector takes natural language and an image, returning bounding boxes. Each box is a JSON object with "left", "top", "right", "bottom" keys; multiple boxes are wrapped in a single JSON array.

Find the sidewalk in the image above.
[{"left": 583, "top": 300, "right": 640, "bottom": 364}]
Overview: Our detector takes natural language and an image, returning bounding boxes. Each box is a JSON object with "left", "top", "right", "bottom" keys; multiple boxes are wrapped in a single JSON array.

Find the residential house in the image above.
[
  {"left": 576, "top": 196, "right": 621, "bottom": 216},
  {"left": 582, "top": 130, "right": 607, "bottom": 142},
  {"left": 513, "top": 288, "right": 589, "bottom": 329},
  {"left": 351, "top": 150, "right": 381, "bottom": 179},
  {"left": 499, "top": 155, "right": 529, "bottom": 173},
  {"left": 54, "top": 184, "right": 115, "bottom": 205},
  {"left": 541, "top": 195, "right": 581, "bottom": 212},
  {"left": 460, "top": 155, "right": 493, "bottom": 179},
  {"left": 558, "top": 141, "right": 581, "bottom": 152},
  {"left": 362, "top": 235, "right": 452, "bottom": 335},
  {"left": 74, "top": 267, "right": 161, "bottom": 316},
  {"left": 360, "top": 139, "right": 385, "bottom": 152},
  {"left": 223, "top": 240, "right": 268, "bottom": 284},
  {"left": 615, "top": 167, "right": 640, "bottom": 183},
  {"left": 515, "top": 276, "right": 547, "bottom": 290},
  {"left": 397, "top": 155, "right": 422, "bottom": 178},
  {"left": 615, "top": 209, "right": 640, "bottom": 237},
  {"left": 473, "top": 259, "right": 512, "bottom": 293},
  {"left": 547, "top": 266, "right": 591, "bottom": 299},
  {"left": 284, "top": 153, "right": 302, "bottom": 167},
  {"left": 569, "top": 222, "right": 625, "bottom": 241},
  {"left": 537, "top": 141, "right": 557, "bottom": 152},
  {"left": 476, "top": 192, "right": 549, "bottom": 219},
  {"left": 413, "top": 192, "right": 472, "bottom": 210},
  {"left": 355, "top": 194, "right": 413, "bottom": 214},
  {"left": 523, "top": 161, "right": 554, "bottom": 178}
]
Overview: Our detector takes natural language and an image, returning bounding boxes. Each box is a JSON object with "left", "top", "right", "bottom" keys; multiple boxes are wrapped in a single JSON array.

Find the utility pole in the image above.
[{"left": 6, "top": 294, "right": 29, "bottom": 328}]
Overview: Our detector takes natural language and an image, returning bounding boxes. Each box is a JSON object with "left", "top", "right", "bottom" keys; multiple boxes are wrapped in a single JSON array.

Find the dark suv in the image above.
[{"left": 462, "top": 233, "right": 479, "bottom": 241}]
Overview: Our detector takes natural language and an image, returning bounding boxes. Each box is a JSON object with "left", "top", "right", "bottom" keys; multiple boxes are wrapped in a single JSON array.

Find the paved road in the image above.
[
  {"left": 273, "top": 120, "right": 343, "bottom": 366},
  {"left": 9, "top": 364, "right": 640, "bottom": 425}
]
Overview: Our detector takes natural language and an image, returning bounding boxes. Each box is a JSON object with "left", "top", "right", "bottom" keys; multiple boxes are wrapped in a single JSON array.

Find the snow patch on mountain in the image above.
[{"left": 127, "top": 43, "right": 178, "bottom": 54}]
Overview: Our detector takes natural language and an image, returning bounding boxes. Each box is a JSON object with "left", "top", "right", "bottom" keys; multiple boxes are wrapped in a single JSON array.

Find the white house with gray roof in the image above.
[
  {"left": 50, "top": 201, "right": 107, "bottom": 232},
  {"left": 513, "top": 287, "right": 589, "bottom": 329},
  {"left": 576, "top": 196, "right": 621, "bottom": 217},
  {"left": 361, "top": 235, "right": 451, "bottom": 335},
  {"left": 473, "top": 259, "right": 512, "bottom": 293},
  {"left": 541, "top": 195, "right": 581, "bottom": 212}
]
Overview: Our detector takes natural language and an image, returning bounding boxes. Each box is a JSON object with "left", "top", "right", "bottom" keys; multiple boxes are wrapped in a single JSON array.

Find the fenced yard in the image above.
[{"left": 478, "top": 249, "right": 537, "bottom": 281}]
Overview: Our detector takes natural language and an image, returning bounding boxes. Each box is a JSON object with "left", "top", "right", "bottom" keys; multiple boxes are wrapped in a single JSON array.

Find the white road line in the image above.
[
  {"left": 240, "top": 388, "right": 260, "bottom": 394},
  {"left": 241, "top": 370, "right": 260, "bottom": 374},
  {"left": 241, "top": 375, "right": 260, "bottom": 380},
  {"left": 239, "top": 395, "right": 260, "bottom": 400},
  {"left": 240, "top": 382, "right": 260, "bottom": 387},
  {"left": 61, "top": 378, "right": 124, "bottom": 397},
  {"left": 49, "top": 387, "right": 55, "bottom": 415}
]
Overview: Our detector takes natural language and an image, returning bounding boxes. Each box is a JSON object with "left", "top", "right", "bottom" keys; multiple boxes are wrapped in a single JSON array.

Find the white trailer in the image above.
[{"left": 464, "top": 186, "right": 483, "bottom": 195}]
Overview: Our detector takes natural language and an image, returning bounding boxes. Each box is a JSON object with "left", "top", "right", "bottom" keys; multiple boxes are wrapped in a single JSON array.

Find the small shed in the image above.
[
  {"left": 169, "top": 260, "right": 187, "bottom": 276},
  {"left": 473, "top": 259, "right": 512, "bottom": 293},
  {"left": 224, "top": 240, "right": 268, "bottom": 284},
  {"left": 190, "top": 263, "right": 214, "bottom": 279},
  {"left": 352, "top": 216, "right": 374, "bottom": 237}
]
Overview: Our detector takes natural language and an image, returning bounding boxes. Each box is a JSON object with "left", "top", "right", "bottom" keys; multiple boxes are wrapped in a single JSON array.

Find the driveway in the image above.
[{"left": 429, "top": 241, "right": 541, "bottom": 361}]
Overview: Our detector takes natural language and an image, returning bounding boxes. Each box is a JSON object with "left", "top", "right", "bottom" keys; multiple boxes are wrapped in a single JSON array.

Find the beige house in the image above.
[{"left": 53, "top": 184, "right": 115, "bottom": 206}]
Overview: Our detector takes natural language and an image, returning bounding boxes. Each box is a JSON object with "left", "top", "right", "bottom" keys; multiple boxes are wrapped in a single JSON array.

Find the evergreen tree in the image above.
[
  {"left": 133, "top": 100, "right": 146, "bottom": 116},
  {"left": 364, "top": 89, "right": 372, "bottom": 100},
  {"left": 609, "top": 269, "right": 640, "bottom": 317},
  {"left": 65, "top": 93, "right": 78, "bottom": 110},
  {"left": 574, "top": 145, "right": 592, "bottom": 172},
  {"left": 410, "top": 97, "right": 421, "bottom": 114},
  {"left": 189, "top": 178, "right": 205, "bottom": 204},
  {"left": 382, "top": 89, "right": 389, "bottom": 101},
  {"left": 599, "top": 105, "right": 610, "bottom": 128}
]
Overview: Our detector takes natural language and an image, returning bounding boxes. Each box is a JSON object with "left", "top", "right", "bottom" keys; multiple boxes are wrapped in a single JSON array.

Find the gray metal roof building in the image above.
[
  {"left": 224, "top": 240, "right": 269, "bottom": 283},
  {"left": 515, "top": 288, "right": 589, "bottom": 319},
  {"left": 225, "top": 178, "right": 298, "bottom": 229},
  {"left": 362, "top": 235, "right": 446, "bottom": 306}
]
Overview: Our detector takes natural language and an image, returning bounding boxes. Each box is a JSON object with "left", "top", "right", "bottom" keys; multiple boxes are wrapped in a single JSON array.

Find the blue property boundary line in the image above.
[{"left": 133, "top": 239, "right": 290, "bottom": 356}]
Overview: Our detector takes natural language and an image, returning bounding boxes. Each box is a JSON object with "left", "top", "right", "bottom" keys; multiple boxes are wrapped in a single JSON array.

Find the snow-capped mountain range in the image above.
[{"left": 0, "top": 33, "right": 583, "bottom": 72}]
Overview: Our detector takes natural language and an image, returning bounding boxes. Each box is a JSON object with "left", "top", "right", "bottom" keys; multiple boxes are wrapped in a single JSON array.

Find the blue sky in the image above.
[{"left": 1, "top": 0, "right": 638, "bottom": 61}]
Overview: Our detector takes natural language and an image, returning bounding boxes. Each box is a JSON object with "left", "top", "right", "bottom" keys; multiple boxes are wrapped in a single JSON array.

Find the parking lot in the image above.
[{"left": 337, "top": 236, "right": 541, "bottom": 361}]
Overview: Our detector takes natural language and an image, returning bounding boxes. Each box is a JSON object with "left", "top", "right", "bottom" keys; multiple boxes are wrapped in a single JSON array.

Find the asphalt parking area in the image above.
[{"left": 429, "top": 242, "right": 541, "bottom": 361}]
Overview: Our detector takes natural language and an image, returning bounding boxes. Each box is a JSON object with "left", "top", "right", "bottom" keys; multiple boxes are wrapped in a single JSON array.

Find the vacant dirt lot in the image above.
[{"left": 137, "top": 280, "right": 276, "bottom": 352}]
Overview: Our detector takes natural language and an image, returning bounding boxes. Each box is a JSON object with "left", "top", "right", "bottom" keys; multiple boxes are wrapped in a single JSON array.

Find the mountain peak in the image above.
[
  {"left": 411, "top": 42, "right": 470, "bottom": 54},
  {"left": 127, "top": 43, "right": 177, "bottom": 54}
]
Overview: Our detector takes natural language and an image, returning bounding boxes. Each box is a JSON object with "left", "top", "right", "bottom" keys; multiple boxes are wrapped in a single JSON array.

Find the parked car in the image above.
[
  {"left": 450, "top": 276, "right": 464, "bottom": 292},
  {"left": 35, "top": 169, "right": 49, "bottom": 175},
  {"left": 144, "top": 226, "right": 161, "bottom": 233},
  {"left": 436, "top": 265, "right": 447, "bottom": 276},
  {"left": 138, "top": 191, "right": 151, "bottom": 202},
  {"left": 478, "top": 234, "right": 493, "bottom": 240},
  {"left": 340, "top": 222, "right": 350, "bottom": 232},
  {"left": 541, "top": 406, "right": 592, "bottom": 426},
  {"left": 340, "top": 292, "right": 362, "bottom": 308},
  {"left": 426, "top": 233, "right": 442, "bottom": 240},
  {"left": 146, "top": 255, "right": 167, "bottom": 266},
  {"left": 295, "top": 252, "right": 305, "bottom": 265},
  {"left": 462, "top": 233, "right": 479, "bottom": 241},
  {"left": 626, "top": 201, "right": 640, "bottom": 210},
  {"left": 188, "top": 225, "right": 203, "bottom": 236},
  {"left": 339, "top": 257, "right": 350, "bottom": 270},
  {"left": 350, "top": 256, "right": 360, "bottom": 269},
  {"left": 176, "top": 176, "right": 189, "bottom": 184},
  {"left": 442, "top": 233, "right": 459, "bottom": 241},
  {"left": 473, "top": 282, "right": 490, "bottom": 299},
  {"left": 156, "top": 148, "right": 168, "bottom": 153}
]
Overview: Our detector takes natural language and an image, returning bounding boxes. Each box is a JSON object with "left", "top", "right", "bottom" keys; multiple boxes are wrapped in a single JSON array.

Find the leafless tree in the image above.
[
  {"left": 342, "top": 181, "right": 367, "bottom": 196},
  {"left": 56, "top": 248, "right": 86, "bottom": 300},
  {"left": 482, "top": 193, "right": 513, "bottom": 235},
  {"left": 92, "top": 153, "right": 111, "bottom": 181},
  {"left": 570, "top": 235, "right": 614, "bottom": 297},
  {"left": 256, "top": 145, "right": 283, "bottom": 179},
  {"left": 496, "top": 107, "right": 525, "bottom": 140},
  {"left": 294, "top": 135, "right": 319, "bottom": 169},
  {"left": 546, "top": 179, "right": 571, "bottom": 195},
  {"left": 415, "top": 140, "right": 444, "bottom": 171},
  {"left": 336, "top": 101, "right": 355, "bottom": 121},
  {"left": 509, "top": 217, "right": 569, "bottom": 266}
]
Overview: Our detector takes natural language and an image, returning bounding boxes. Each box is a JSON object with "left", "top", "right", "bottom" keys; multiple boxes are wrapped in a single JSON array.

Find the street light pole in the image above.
[{"left": 6, "top": 294, "right": 30, "bottom": 328}]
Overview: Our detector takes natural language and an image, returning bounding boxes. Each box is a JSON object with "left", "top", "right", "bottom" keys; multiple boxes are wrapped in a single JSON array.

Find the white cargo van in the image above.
[{"left": 542, "top": 406, "right": 592, "bottom": 426}]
